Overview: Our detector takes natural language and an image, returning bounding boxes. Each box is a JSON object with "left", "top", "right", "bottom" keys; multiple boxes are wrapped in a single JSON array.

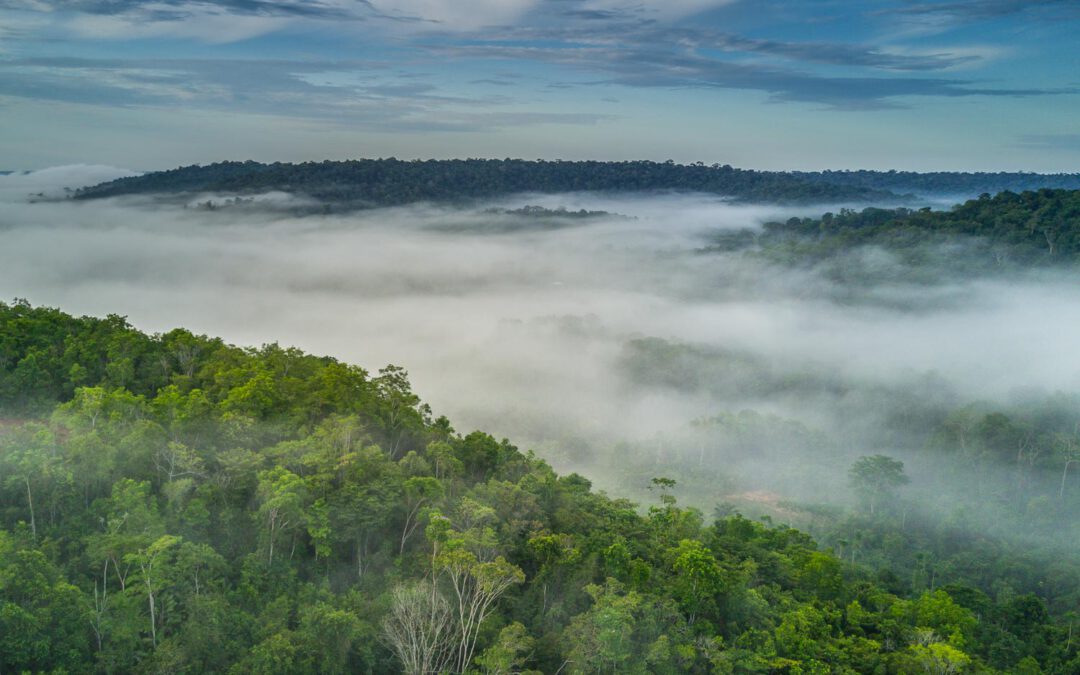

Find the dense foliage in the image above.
[
  {"left": 70, "top": 160, "right": 1080, "bottom": 210},
  {"left": 72, "top": 158, "right": 896, "bottom": 206},
  {"left": 702, "top": 189, "right": 1080, "bottom": 274},
  {"left": 792, "top": 171, "right": 1080, "bottom": 196},
  {"left": 1, "top": 300, "right": 1078, "bottom": 673}
]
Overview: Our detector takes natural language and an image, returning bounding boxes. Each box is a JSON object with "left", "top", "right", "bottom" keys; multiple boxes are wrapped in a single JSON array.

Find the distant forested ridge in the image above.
[
  {"left": 72, "top": 158, "right": 897, "bottom": 206},
  {"left": 1, "top": 300, "right": 1078, "bottom": 673},
  {"left": 70, "top": 159, "right": 1080, "bottom": 208},
  {"left": 792, "top": 170, "right": 1080, "bottom": 196},
  {"left": 705, "top": 189, "right": 1080, "bottom": 270}
]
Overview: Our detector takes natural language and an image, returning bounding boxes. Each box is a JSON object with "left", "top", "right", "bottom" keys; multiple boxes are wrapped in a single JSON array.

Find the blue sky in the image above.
[{"left": 1, "top": 0, "right": 1078, "bottom": 171}]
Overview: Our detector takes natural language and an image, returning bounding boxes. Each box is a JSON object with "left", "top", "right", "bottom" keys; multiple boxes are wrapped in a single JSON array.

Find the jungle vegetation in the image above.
[{"left": 1, "top": 300, "right": 1078, "bottom": 673}]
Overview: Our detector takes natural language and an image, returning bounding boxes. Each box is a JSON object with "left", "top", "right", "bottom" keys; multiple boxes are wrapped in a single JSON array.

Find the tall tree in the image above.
[{"left": 848, "top": 455, "right": 909, "bottom": 516}]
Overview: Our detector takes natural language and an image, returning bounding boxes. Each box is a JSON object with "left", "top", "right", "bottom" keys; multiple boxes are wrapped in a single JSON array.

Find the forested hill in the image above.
[
  {"left": 1, "top": 300, "right": 1077, "bottom": 673},
  {"left": 792, "top": 170, "right": 1080, "bottom": 196},
  {"left": 708, "top": 189, "right": 1080, "bottom": 268},
  {"left": 71, "top": 158, "right": 897, "bottom": 205}
]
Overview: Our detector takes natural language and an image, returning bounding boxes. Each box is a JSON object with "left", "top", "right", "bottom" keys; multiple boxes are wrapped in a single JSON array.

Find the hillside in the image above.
[
  {"left": 701, "top": 189, "right": 1080, "bottom": 278},
  {"left": 1, "top": 300, "right": 1077, "bottom": 673},
  {"left": 71, "top": 158, "right": 897, "bottom": 206}
]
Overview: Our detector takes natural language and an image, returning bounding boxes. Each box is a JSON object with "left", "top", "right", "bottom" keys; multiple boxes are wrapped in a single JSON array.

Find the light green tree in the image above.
[
  {"left": 256, "top": 466, "right": 307, "bottom": 567},
  {"left": 124, "top": 534, "right": 182, "bottom": 648}
]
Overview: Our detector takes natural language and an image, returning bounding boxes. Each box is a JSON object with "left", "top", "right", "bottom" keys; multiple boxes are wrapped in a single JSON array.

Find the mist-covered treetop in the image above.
[{"left": 704, "top": 188, "right": 1080, "bottom": 269}]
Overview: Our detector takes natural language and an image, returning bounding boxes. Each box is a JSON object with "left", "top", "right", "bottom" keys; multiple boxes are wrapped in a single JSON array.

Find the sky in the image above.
[{"left": 1, "top": 0, "right": 1079, "bottom": 172}]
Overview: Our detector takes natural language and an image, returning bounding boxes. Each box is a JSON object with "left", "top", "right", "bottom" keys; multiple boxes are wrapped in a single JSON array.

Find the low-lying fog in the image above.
[{"left": 4, "top": 166, "right": 1080, "bottom": 520}]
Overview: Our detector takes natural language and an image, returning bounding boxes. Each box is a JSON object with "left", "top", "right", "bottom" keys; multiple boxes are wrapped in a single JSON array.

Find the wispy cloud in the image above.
[
  {"left": 12, "top": 0, "right": 543, "bottom": 31},
  {"left": 0, "top": 56, "right": 613, "bottom": 132},
  {"left": 0, "top": 0, "right": 435, "bottom": 43},
  {"left": 883, "top": 0, "right": 1080, "bottom": 21},
  {"left": 2, "top": 0, "right": 374, "bottom": 19},
  {"left": 698, "top": 33, "right": 980, "bottom": 71},
  {"left": 432, "top": 24, "right": 1073, "bottom": 110},
  {"left": 2, "top": 1, "right": 1075, "bottom": 113}
]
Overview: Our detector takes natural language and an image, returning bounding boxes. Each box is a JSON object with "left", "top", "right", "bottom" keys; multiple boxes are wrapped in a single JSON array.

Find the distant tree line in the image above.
[
  {"left": 792, "top": 170, "right": 1080, "bottom": 196},
  {"left": 72, "top": 158, "right": 897, "bottom": 206},
  {"left": 701, "top": 189, "right": 1080, "bottom": 270}
]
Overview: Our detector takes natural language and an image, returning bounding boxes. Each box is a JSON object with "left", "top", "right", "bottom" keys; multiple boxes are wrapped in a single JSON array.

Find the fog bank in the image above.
[{"left": 4, "top": 166, "right": 1080, "bottom": 515}]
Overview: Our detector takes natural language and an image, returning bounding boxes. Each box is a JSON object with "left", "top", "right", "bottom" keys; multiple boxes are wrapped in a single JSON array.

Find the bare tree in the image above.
[{"left": 382, "top": 581, "right": 454, "bottom": 675}]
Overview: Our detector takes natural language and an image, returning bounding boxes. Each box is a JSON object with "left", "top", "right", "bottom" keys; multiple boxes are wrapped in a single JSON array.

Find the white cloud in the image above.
[
  {"left": 581, "top": 0, "right": 736, "bottom": 20},
  {"left": 67, "top": 11, "right": 291, "bottom": 44},
  {"left": 878, "top": 44, "right": 1009, "bottom": 71}
]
